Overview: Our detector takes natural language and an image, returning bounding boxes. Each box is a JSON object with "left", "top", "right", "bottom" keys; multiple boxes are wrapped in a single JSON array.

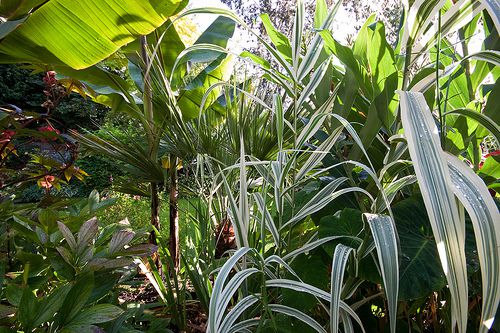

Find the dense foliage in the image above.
[{"left": 0, "top": 0, "right": 499, "bottom": 332}]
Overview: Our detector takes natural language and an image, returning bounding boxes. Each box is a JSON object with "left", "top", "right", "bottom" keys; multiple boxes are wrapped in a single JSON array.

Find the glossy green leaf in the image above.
[
  {"left": 444, "top": 108, "right": 500, "bottom": 142},
  {"left": 59, "top": 272, "right": 94, "bottom": 325},
  {"left": 260, "top": 13, "right": 292, "bottom": 62},
  {"left": 68, "top": 304, "right": 124, "bottom": 325},
  {"left": 32, "top": 285, "right": 71, "bottom": 327},
  {"left": 0, "top": 0, "right": 187, "bottom": 69}
]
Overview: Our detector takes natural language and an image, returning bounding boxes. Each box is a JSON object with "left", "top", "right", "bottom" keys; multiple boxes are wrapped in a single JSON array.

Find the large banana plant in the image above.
[{"left": 0, "top": 0, "right": 188, "bottom": 68}]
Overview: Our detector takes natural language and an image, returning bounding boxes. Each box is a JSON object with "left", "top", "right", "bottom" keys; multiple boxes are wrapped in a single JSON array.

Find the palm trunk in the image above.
[
  {"left": 149, "top": 182, "right": 161, "bottom": 245},
  {"left": 169, "top": 156, "right": 180, "bottom": 271}
]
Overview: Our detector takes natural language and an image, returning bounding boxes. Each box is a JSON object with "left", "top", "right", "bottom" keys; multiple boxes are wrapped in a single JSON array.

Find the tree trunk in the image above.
[
  {"left": 169, "top": 156, "right": 180, "bottom": 271},
  {"left": 149, "top": 182, "right": 161, "bottom": 245}
]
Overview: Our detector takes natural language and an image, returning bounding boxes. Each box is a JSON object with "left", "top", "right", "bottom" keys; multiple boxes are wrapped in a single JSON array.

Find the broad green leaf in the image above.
[
  {"left": 123, "top": 19, "right": 186, "bottom": 79},
  {"left": 444, "top": 108, "right": 500, "bottom": 142},
  {"left": 59, "top": 272, "right": 94, "bottom": 325},
  {"left": 318, "top": 209, "right": 364, "bottom": 253},
  {"left": 18, "top": 287, "right": 38, "bottom": 330},
  {"left": 177, "top": 7, "right": 295, "bottom": 80},
  {"left": 108, "top": 230, "right": 135, "bottom": 255},
  {"left": 0, "top": 17, "right": 26, "bottom": 39},
  {"left": 260, "top": 13, "right": 292, "bottom": 62},
  {"left": 479, "top": 154, "right": 500, "bottom": 184},
  {"left": 366, "top": 22, "right": 397, "bottom": 96},
  {"left": 398, "top": 90, "right": 468, "bottom": 333},
  {"left": 320, "top": 30, "right": 368, "bottom": 93},
  {"left": 353, "top": 14, "right": 376, "bottom": 64},
  {"left": 314, "top": 0, "right": 328, "bottom": 29},
  {"left": 171, "top": 16, "right": 235, "bottom": 89},
  {"left": 477, "top": 77, "right": 500, "bottom": 138},
  {"left": 77, "top": 218, "right": 98, "bottom": 251},
  {"left": 57, "top": 221, "right": 77, "bottom": 252},
  {"left": 0, "top": 0, "right": 188, "bottom": 68},
  {"left": 393, "top": 197, "right": 446, "bottom": 300},
  {"left": 33, "top": 284, "right": 72, "bottom": 327},
  {"left": 68, "top": 304, "right": 124, "bottom": 325},
  {"left": 177, "top": 55, "right": 234, "bottom": 119},
  {"left": 446, "top": 154, "right": 500, "bottom": 332},
  {"left": 240, "top": 51, "right": 270, "bottom": 69}
]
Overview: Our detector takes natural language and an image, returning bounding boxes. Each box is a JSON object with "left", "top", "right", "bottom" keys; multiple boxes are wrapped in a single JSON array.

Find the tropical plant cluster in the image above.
[{"left": 0, "top": 0, "right": 499, "bottom": 332}]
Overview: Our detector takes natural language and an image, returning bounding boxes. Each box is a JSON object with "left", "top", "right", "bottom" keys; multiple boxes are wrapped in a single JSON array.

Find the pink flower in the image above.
[
  {"left": 39, "top": 175, "right": 55, "bottom": 189},
  {"left": 43, "top": 71, "right": 57, "bottom": 86}
]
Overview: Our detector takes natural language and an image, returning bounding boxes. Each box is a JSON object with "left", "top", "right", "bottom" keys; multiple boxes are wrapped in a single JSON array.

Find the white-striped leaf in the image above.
[
  {"left": 411, "top": 50, "right": 500, "bottom": 93},
  {"left": 253, "top": 192, "right": 280, "bottom": 247},
  {"left": 296, "top": 59, "right": 331, "bottom": 111},
  {"left": 373, "top": 175, "right": 417, "bottom": 213},
  {"left": 297, "top": 0, "right": 341, "bottom": 81},
  {"left": 414, "top": 0, "right": 485, "bottom": 58},
  {"left": 446, "top": 153, "right": 500, "bottom": 332},
  {"left": 282, "top": 235, "right": 361, "bottom": 262},
  {"left": 398, "top": 90, "right": 468, "bottom": 333},
  {"left": 227, "top": 318, "right": 260, "bottom": 333},
  {"left": 296, "top": 126, "right": 343, "bottom": 181},
  {"left": 292, "top": 0, "right": 304, "bottom": 71},
  {"left": 280, "top": 177, "right": 348, "bottom": 230},
  {"left": 208, "top": 247, "right": 253, "bottom": 333},
  {"left": 364, "top": 213, "right": 399, "bottom": 333},
  {"left": 268, "top": 304, "right": 327, "bottom": 333},
  {"left": 216, "top": 268, "right": 260, "bottom": 329},
  {"left": 239, "top": 138, "right": 250, "bottom": 243},
  {"left": 222, "top": 174, "right": 248, "bottom": 248},
  {"left": 219, "top": 294, "right": 260, "bottom": 333},
  {"left": 330, "top": 244, "right": 354, "bottom": 333}
]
